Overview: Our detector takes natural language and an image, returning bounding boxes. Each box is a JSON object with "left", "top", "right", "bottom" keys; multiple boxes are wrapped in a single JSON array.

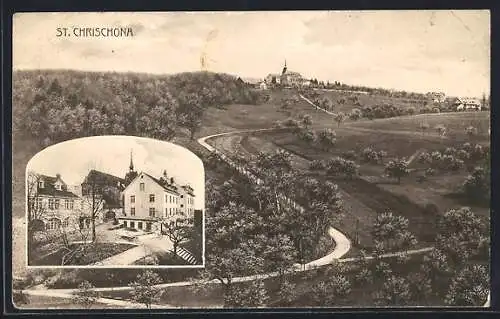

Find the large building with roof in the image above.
[
  {"left": 119, "top": 169, "right": 195, "bottom": 233},
  {"left": 264, "top": 60, "right": 309, "bottom": 88},
  {"left": 30, "top": 173, "right": 81, "bottom": 231}
]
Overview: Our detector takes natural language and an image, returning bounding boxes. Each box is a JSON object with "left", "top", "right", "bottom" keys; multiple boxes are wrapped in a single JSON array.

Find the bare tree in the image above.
[
  {"left": 161, "top": 218, "right": 192, "bottom": 257},
  {"left": 26, "top": 171, "right": 49, "bottom": 263},
  {"left": 81, "top": 175, "right": 108, "bottom": 242}
]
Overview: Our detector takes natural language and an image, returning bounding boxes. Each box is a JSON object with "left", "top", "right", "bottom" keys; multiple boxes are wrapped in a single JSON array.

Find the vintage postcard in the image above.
[{"left": 11, "top": 11, "right": 490, "bottom": 309}]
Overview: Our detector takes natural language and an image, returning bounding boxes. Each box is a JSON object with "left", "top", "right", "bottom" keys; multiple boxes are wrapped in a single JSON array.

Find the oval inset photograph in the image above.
[{"left": 26, "top": 135, "right": 205, "bottom": 268}]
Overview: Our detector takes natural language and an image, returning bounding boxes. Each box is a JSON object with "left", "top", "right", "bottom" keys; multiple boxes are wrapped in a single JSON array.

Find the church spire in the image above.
[
  {"left": 282, "top": 59, "right": 288, "bottom": 75},
  {"left": 129, "top": 150, "right": 134, "bottom": 171}
]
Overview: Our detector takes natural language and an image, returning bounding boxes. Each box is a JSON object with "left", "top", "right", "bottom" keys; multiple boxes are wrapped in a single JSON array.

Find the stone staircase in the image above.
[{"left": 176, "top": 246, "right": 198, "bottom": 265}]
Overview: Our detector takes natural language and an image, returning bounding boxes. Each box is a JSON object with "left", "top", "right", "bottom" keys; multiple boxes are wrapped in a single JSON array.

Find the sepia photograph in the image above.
[
  {"left": 26, "top": 135, "right": 204, "bottom": 268},
  {"left": 11, "top": 11, "right": 490, "bottom": 309}
]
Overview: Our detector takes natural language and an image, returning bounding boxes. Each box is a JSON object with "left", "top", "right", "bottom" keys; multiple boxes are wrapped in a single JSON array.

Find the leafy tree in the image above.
[
  {"left": 72, "top": 280, "right": 101, "bottom": 309},
  {"left": 275, "top": 279, "right": 297, "bottom": 306},
  {"left": 435, "top": 207, "right": 486, "bottom": 263},
  {"left": 384, "top": 158, "right": 409, "bottom": 183},
  {"left": 349, "top": 108, "right": 362, "bottom": 120},
  {"left": 463, "top": 167, "right": 490, "bottom": 202},
  {"left": 371, "top": 211, "right": 417, "bottom": 252},
  {"left": 317, "top": 128, "right": 337, "bottom": 150},
  {"left": 225, "top": 280, "right": 269, "bottom": 308},
  {"left": 311, "top": 275, "right": 351, "bottom": 306},
  {"left": 334, "top": 112, "right": 346, "bottom": 127},
  {"left": 374, "top": 275, "right": 412, "bottom": 306},
  {"left": 444, "top": 264, "right": 489, "bottom": 306},
  {"left": 129, "top": 270, "right": 164, "bottom": 309}
]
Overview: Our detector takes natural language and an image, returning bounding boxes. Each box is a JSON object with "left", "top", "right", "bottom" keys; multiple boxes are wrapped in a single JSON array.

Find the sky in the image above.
[
  {"left": 26, "top": 136, "right": 205, "bottom": 209},
  {"left": 13, "top": 11, "right": 490, "bottom": 97}
]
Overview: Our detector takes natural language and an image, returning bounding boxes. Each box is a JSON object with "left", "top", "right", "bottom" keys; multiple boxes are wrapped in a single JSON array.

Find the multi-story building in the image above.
[
  {"left": 80, "top": 169, "right": 126, "bottom": 224},
  {"left": 29, "top": 173, "right": 81, "bottom": 231},
  {"left": 119, "top": 170, "right": 195, "bottom": 232}
]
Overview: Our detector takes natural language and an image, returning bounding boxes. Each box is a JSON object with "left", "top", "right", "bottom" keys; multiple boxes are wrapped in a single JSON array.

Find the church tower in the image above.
[
  {"left": 124, "top": 150, "right": 138, "bottom": 186},
  {"left": 281, "top": 59, "right": 288, "bottom": 75}
]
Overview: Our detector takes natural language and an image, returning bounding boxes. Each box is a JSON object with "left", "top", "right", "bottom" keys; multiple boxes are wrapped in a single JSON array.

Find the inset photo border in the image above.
[{"left": 25, "top": 135, "right": 205, "bottom": 268}]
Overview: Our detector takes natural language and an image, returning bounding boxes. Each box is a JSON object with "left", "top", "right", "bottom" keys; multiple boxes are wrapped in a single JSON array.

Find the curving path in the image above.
[
  {"left": 199, "top": 129, "right": 353, "bottom": 266},
  {"left": 22, "top": 123, "right": 489, "bottom": 307}
]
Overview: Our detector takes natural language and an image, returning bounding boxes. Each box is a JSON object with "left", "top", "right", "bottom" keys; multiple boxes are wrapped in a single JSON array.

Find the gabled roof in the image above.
[
  {"left": 82, "top": 169, "right": 125, "bottom": 187},
  {"left": 123, "top": 172, "right": 180, "bottom": 195},
  {"left": 38, "top": 174, "right": 79, "bottom": 198}
]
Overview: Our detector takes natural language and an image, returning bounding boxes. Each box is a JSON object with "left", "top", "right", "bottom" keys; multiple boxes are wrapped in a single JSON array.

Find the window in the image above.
[
  {"left": 130, "top": 221, "right": 135, "bottom": 228},
  {"left": 140, "top": 183, "right": 145, "bottom": 191},
  {"left": 131, "top": 207, "right": 135, "bottom": 216},
  {"left": 38, "top": 181, "right": 44, "bottom": 188},
  {"left": 149, "top": 194, "right": 155, "bottom": 202},
  {"left": 69, "top": 200, "right": 74, "bottom": 209},
  {"left": 65, "top": 199, "right": 70, "bottom": 209},
  {"left": 165, "top": 195, "right": 168, "bottom": 203},
  {"left": 36, "top": 198, "right": 43, "bottom": 208},
  {"left": 62, "top": 218, "right": 69, "bottom": 227},
  {"left": 180, "top": 195, "right": 184, "bottom": 199},
  {"left": 165, "top": 208, "right": 168, "bottom": 217},
  {"left": 130, "top": 195, "right": 135, "bottom": 203},
  {"left": 138, "top": 222, "right": 143, "bottom": 229},
  {"left": 181, "top": 204, "right": 184, "bottom": 208},
  {"left": 46, "top": 218, "right": 61, "bottom": 230},
  {"left": 54, "top": 199, "right": 60, "bottom": 209},
  {"left": 124, "top": 221, "right": 128, "bottom": 227},
  {"left": 149, "top": 207, "right": 155, "bottom": 217},
  {"left": 48, "top": 198, "right": 55, "bottom": 209}
]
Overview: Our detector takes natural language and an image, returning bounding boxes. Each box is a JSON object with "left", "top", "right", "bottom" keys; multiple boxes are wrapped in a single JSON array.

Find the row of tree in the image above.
[{"left": 13, "top": 70, "right": 267, "bottom": 146}]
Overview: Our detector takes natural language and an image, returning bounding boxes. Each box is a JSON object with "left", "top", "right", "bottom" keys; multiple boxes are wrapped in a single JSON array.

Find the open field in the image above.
[
  {"left": 307, "top": 89, "right": 429, "bottom": 114},
  {"left": 207, "top": 110, "right": 490, "bottom": 252},
  {"left": 347, "top": 111, "right": 490, "bottom": 140}
]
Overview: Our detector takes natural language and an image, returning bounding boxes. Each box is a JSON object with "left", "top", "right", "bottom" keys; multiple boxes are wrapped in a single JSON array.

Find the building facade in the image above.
[
  {"left": 29, "top": 173, "right": 81, "bottom": 232},
  {"left": 455, "top": 97, "right": 482, "bottom": 111},
  {"left": 119, "top": 171, "right": 195, "bottom": 232}
]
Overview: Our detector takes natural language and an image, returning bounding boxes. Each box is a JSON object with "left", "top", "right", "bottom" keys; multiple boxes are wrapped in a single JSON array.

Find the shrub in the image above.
[
  {"left": 444, "top": 147, "right": 456, "bottom": 156},
  {"left": 456, "top": 150, "right": 470, "bottom": 161},
  {"left": 418, "top": 152, "right": 432, "bottom": 165},
  {"left": 362, "top": 147, "right": 380, "bottom": 164},
  {"left": 309, "top": 160, "right": 325, "bottom": 171},
  {"left": 349, "top": 108, "right": 362, "bottom": 120},
  {"left": 461, "top": 142, "right": 473, "bottom": 153},
  {"left": 432, "top": 107, "right": 441, "bottom": 113},
  {"left": 297, "top": 128, "right": 316, "bottom": 143},
  {"left": 430, "top": 151, "right": 442, "bottom": 163},
  {"left": 316, "top": 128, "right": 337, "bottom": 150}
]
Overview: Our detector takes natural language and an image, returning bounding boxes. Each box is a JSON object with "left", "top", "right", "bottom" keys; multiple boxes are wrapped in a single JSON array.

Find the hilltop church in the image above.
[{"left": 264, "top": 60, "right": 311, "bottom": 88}]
